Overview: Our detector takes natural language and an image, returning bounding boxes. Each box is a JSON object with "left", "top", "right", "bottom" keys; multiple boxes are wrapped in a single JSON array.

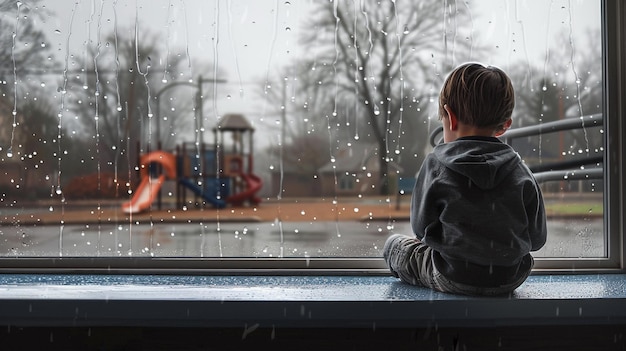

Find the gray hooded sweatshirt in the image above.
[{"left": 411, "top": 136, "right": 547, "bottom": 287}]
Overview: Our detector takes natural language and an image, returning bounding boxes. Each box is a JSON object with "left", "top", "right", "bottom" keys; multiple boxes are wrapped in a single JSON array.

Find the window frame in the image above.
[
  {"left": 0, "top": 0, "right": 623, "bottom": 275},
  {"left": 529, "top": 0, "right": 625, "bottom": 273}
]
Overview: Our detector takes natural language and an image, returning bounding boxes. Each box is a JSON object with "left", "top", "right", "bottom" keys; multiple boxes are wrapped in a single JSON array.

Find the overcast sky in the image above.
[{"left": 28, "top": 0, "right": 600, "bottom": 146}]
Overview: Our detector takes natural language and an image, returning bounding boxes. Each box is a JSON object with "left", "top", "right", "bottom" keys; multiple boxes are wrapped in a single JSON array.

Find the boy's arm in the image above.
[
  {"left": 410, "top": 156, "right": 443, "bottom": 241},
  {"left": 528, "top": 180, "right": 548, "bottom": 251}
]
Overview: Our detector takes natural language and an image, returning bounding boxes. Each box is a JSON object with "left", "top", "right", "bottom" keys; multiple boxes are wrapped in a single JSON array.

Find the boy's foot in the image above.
[{"left": 383, "top": 234, "right": 414, "bottom": 278}]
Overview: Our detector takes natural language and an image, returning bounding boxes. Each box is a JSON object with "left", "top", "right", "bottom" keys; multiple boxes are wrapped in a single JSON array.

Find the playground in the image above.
[
  {"left": 4, "top": 110, "right": 412, "bottom": 226},
  {"left": 121, "top": 114, "right": 263, "bottom": 214}
]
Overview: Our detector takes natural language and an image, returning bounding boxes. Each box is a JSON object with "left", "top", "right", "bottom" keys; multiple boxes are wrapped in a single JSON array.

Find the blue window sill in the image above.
[{"left": 0, "top": 273, "right": 625, "bottom": 328}]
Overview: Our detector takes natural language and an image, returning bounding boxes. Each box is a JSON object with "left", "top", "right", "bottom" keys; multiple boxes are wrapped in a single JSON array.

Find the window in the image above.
[
  {"left": 338, "top": 175, "right": 355, "bottom": 191},
  {"left": 0, "top": 0, "right": 623, "bottom": 273}
]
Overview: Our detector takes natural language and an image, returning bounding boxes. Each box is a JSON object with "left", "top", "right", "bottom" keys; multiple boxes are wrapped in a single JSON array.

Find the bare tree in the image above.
[
  {"left": 294, "top": 0, "right": 473, "bottom": 194},
  {"left": 0, "top": 1, "right": 51, "bottom": 83},
  {"left": 0, "top": 0, "right": 54, "bottom": 151},
  {"left": 261, "top": 61, "right": 337, "bottom": 142},
  {"left": 509, "top": 28, "right": 603, "bottom": 162},
  {"left": 66, "top": 30, "right": 191, "bottom": 175}
]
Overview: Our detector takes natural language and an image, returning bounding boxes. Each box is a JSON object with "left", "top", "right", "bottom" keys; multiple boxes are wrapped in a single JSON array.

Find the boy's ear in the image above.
[
  {"left": 495, "top": 118, "right": 513, "bottom": 137},
  {"left": 443, "top": 104, "right": 458, "bottom": 131}
]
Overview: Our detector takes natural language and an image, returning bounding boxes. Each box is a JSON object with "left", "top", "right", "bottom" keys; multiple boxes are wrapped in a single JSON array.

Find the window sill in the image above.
[{"left": 0, "top": 273, "right": 625, "bottom": 329}]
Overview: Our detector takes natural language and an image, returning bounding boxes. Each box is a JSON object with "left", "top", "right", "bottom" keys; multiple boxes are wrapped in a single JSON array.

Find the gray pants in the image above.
[{"left": 382, "top": 234, "right": 530, "bottom": 296}]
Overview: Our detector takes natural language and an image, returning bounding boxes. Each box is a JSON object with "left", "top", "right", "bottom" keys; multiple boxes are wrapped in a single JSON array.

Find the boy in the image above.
[{"left": 383, "top": 62, "right": 547, "bottom": 296}]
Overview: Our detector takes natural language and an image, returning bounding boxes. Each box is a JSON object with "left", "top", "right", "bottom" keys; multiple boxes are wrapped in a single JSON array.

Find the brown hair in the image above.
[{"left": 439, "top": 63, "right": 515, "bottom": 129}]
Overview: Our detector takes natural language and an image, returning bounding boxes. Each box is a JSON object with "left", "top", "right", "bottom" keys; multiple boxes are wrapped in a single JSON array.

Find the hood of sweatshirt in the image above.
[{"left": 432, "top": 137, "right": 521, "bottom": 190}]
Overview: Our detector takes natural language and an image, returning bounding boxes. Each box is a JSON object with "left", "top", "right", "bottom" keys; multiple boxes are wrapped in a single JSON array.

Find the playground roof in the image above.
[{"left": 214, "top": 114, "right": 254, "bottom": 131}]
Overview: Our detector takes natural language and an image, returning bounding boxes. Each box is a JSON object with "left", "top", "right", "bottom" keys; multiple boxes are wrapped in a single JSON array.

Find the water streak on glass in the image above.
[
  {"left": 538, "top": 1, "right": 555, "bottom": 162},
  {"left": 263, "top": 0, "right": 280, "bottom": 98},
  {"left": 162, "top": 0, "right": 173, "bottom": 85},
  {"left": 331, "top": 0, "right": 340, "bottom": 118},
  {"left": 212, "top": 1, "right": 222, "bottom": 257},
  {"left": 352, "top": 1, "right": 360, "bottom": 141},
  {"left": 359, "top": 0, "right": 374, "bottom": 142},
  {"left": 53, "top": 2, "right": 80, "bottom": 256},
  {"left": 93, "top": 0, "right": 106, "bottom": 255},
  {"left": 450, "top": 0, "right": 460, "bottom": 64},
  {"left": 227, "top": 0, "right": 244, "bottom": 98},
  {"left": 7, "top": 1, "right": 21, "bottom": 160},
  {"left": 327, "top": 1, "right": 342, "bottom": 239},
  {"left": 391, "top": 0, "right": 404, "bottom": 161},
  {"left": 565, "top": 2, "right": 589, "bottom": 155},
  {"left": 112, "top": 0, "right": 124, "bottom": 195},
  {"left": 134, "top": 5, "right": 153, "bottom": 148},
  {"left": 462, "top": 1, "right": 474, "bottom": 59},
  {"left": 124, "top": 101, "right": 133, "bottom": 256},
  {"left": 513, "top": 0, "right": 532, "bottom": 83}
]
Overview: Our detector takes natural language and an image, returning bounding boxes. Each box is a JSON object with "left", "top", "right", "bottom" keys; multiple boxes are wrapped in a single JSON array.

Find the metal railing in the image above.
[{"left": 428, "top": 113, "right": 604, "bottom": 183}]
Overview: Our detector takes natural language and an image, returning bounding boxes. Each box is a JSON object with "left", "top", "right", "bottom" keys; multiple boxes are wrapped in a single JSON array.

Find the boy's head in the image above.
[{"left": 438, "top": 63, "right": 515, "bottom": 137}]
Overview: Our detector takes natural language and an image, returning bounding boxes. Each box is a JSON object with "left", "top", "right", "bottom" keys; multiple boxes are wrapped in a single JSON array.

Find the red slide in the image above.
[
  {"left": 121, "top": 175, "right": 166, "bottom": 214},
  {"left": 226, "top": 173, "right": 262, "bottom": 205},
  {"left": 121, "top": 151, "right": 177, "bottom": 214}
]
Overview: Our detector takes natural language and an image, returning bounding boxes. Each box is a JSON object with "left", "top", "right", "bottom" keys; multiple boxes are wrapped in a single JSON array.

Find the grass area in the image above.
[{"left": 544, "top": 201, "right": 603, "bottom": 216}]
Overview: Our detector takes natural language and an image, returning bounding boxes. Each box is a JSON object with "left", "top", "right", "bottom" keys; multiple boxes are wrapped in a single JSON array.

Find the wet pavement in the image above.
[{"left": 0, "top": 195, "right": 605, "bottom": 258}]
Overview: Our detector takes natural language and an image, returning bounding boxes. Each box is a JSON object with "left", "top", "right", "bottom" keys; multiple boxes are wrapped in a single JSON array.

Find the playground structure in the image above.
[{"left": 122, "top": 114, "right": 262, "bottom": 214}]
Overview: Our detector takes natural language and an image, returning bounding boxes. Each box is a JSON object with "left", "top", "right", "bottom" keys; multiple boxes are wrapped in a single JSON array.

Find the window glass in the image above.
[{"left": 0, "top": 0, "right": 605, "bottom": 262}]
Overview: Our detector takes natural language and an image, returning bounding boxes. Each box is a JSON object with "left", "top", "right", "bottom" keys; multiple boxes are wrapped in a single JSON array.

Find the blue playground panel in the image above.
[
  {"left": 177, "top": 150, "right": 217, "bottom": 177},
  {"left": 203, "top": 177, "right": 231, "bottom": 199}
]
